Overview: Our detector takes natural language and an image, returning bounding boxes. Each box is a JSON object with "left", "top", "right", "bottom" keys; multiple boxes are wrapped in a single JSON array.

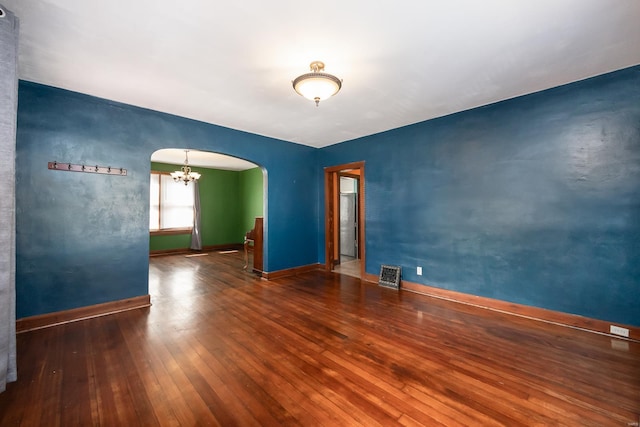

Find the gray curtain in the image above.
[
  {"left": 190, "top": 180, "right": 202, "bottom": 250},
  {"left": 0, "top": 3, "right": 18, "bottom": 393}
]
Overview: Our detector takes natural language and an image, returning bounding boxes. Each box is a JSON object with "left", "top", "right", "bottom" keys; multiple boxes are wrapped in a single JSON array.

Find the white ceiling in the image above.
[
  {"left": 151, "top": 149, "right": 257, "bottom": 171},
  {"left": 3, "top": 0, "right": 640, "bottom": 153}
]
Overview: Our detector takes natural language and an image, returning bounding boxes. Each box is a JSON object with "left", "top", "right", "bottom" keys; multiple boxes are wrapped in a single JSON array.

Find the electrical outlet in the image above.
[
  {"left": 417, "top": 266, "right": 422, "bottom": 276},
  {"left": 610, "top": 325, "right": 630, "bottom": 338}
]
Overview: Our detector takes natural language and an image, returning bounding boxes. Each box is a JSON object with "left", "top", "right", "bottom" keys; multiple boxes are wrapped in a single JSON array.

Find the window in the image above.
[{"left": 150, "top": 172, "right": 194, "bottom": 233}]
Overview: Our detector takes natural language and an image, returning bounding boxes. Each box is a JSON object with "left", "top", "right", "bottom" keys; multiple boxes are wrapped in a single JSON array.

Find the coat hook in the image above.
[{"left": 49, "top": 161, "right": 126, "bottom": 176}]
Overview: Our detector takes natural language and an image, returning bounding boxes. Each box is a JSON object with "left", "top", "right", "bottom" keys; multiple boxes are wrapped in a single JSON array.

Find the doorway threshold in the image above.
[{"left": 333, "top": 259, "right": 361, "bottom": 279}]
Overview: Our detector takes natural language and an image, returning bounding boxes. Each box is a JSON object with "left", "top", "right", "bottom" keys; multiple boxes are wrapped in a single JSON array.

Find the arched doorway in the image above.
[{"left": 148, "top": 148, "right": 265, "bottom": 266}]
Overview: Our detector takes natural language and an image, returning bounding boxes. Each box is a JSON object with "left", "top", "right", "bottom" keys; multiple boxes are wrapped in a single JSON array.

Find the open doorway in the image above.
[
  {"left": 149, "top": 148, "right": 265, "bottom": 272},
  {"left": 324, "top": 162, "right": 365, "bottom": 279}
]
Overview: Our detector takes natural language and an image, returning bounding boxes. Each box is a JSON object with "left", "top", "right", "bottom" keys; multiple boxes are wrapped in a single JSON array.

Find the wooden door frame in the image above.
[{"left": 324, "top": 161, "right": 365, "bottom": 278}]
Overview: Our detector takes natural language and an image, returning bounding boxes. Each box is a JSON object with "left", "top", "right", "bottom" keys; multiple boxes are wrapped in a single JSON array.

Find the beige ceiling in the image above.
[{"left": 4, "top": 0, "right": 640, "bottom": 150}]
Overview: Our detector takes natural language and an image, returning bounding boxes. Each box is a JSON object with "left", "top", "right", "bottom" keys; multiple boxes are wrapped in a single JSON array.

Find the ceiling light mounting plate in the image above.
[{"left": 309, "top": 61, "right": 325, "bottom": 72}]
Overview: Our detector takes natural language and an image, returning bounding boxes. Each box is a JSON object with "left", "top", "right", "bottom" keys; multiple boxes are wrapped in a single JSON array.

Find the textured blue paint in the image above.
[
  {"left": 319, "top": 66, "right": 640, "bottom": 326},
  {"left": 16, "top": 67, "right": 640, "bottom": 326},
  {"left": 15, "top": 82, "right": 318, "bottom": 318}
]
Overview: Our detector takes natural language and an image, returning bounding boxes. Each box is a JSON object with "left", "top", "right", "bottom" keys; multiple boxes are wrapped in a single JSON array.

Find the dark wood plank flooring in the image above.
[{"left": 1, "top": 251, "right": 639, "bottom": 426}]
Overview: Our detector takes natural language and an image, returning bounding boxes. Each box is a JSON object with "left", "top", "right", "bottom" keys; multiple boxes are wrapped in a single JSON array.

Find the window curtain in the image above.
[
  {"left": 0, "top": 3, "right": 19, "bottom": 393},
  {"left": 190, "top": 180, "right": 202, "bottom": 251}
]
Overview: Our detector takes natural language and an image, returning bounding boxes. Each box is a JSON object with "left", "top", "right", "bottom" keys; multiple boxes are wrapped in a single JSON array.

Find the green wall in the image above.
[
  {"left": 149, "top": 162, "right": 263, "bottom": 251},
  {"left": 239, "top": 167, "right": 264, "bottom": 234}
]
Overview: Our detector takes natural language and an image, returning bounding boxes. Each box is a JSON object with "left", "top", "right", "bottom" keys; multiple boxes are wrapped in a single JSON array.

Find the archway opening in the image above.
[{"left": 148, "top": 148, "right": 266, "bottom": 279}]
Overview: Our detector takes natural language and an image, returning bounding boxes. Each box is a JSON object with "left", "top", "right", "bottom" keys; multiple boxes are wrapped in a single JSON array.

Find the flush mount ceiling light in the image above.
[
  {"left": 292, "top": 61, "right": 342, "bottom": 107},
  {"left": 171, "top": 150, "right": 201, "bottom": 185}
]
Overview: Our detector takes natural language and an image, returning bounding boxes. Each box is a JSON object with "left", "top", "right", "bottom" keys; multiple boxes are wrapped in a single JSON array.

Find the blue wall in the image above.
[
  {"left": 319, "top": 66, "right": 640, "bottom": 326},
  {"left": 15, "top": 82, "right": 318, "bottom": 318},
  {"left": 15, "top": 66, "right": 640, "bottom": 327}
]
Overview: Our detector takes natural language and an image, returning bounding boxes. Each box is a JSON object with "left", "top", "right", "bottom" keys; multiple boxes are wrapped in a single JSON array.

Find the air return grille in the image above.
[{"left": 379, "top": 265, "right": 401, "bottom": 290}]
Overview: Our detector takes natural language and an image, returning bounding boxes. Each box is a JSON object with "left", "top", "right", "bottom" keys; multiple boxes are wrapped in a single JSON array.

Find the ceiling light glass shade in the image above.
[
  {"left": 171, "top": 150, "right": 201, "bottom": 185},
  {"left": 293, "top": 61, "right": 342, "bottom": 106}
]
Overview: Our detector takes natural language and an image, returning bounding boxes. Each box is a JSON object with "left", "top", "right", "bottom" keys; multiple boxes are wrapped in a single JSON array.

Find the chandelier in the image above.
[
  {"left": 292, "top": 61, "right": 342, "bottom": 107},
  {"left": 170, "top": 150, "right": 201, "bottom": 185}
]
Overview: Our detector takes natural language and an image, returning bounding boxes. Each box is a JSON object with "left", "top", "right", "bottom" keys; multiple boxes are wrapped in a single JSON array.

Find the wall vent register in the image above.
[{"left": 379, "top": 265, "right": 401, "bottom": 290}]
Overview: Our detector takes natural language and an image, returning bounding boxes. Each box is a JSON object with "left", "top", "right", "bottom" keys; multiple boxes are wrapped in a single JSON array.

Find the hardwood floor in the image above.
[
  {"left": 1, "top": 251, "right": 639, "bottom": 426},
  {"left": 333, "top": 258, "right": 361, "bottom": 278}
]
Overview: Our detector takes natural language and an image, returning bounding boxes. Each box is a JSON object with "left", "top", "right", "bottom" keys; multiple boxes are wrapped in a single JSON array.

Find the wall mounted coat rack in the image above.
[{"left": 48, "top": 161, "right": 127, "bottom": 176}]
